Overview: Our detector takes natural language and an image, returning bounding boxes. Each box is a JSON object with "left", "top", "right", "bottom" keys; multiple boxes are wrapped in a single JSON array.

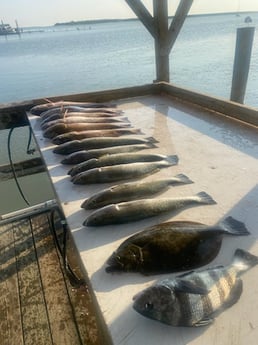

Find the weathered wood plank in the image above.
[
  {"left": 125, "top": 0, "right": 156, "bottom": 38},
  {"left": 13, "top": 219, "right": 53, "bottom": 345},
  {"left": 160, "top": 81, "right": 258, "bottom": 127},
  {"left": 167, "top": 0, "right": 193, "bottom": 53},
  {"left": 0, "top": 222, "right": 24, "bottom": 345},
  {"left": 31, "top": 214, "right": 82, "bottom": 345},
  {"left": 0, "top": 157, "right": 45, "bottom": 181},
  {"left": 59, "top": 220, "right": 113, "bottom": 345}
]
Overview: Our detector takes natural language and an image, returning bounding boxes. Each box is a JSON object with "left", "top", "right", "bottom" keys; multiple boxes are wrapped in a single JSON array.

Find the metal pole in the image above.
[{"left": 230, "top": 26, "right": 255, "bottom": 104}]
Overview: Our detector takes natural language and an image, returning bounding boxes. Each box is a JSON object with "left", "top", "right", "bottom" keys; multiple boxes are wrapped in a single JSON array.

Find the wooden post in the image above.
[
  {"left": 230, "top": 26, "right": 255, "bottom": 104},
  {"left": 153, "top": 0, "right": 169, "bottom": 82}
]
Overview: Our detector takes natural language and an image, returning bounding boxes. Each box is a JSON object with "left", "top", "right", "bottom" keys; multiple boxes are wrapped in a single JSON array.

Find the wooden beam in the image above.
[
  {"left": 0, "top": 157, "right": 45, "bottom": 181},
  {"left": 153, "top": 0, "right": 170, "bottom": 82},
  {"left": 124, "top": 0, "right": 157, "bottom": 38},
  {"left": 167, "top": 0, "right": 193, "bottom": 53}
]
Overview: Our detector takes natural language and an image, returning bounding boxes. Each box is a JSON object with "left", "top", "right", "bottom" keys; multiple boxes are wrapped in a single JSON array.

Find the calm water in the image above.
[
  {"left": 0, "top": 13, "right": 258, "bottom": 107},
  {"left": 0, "top": 12, "right": 258, "bottom": 214}
]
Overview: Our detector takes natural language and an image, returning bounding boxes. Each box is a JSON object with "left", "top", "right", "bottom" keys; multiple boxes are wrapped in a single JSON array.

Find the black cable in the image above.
[
  {"left": 7, "top": 127, "right": 30, "bottom": 206},
  {"left": 26, "top": 126, "right": 36, "bottom": 155},
  {"left": 48, "top": 207, "right": 86, "bottom": 287}
]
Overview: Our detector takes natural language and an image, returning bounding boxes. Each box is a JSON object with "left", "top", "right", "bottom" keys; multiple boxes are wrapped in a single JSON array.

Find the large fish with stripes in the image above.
[{"left": 132, "top": 248, "right": 258, "bottom": 327}]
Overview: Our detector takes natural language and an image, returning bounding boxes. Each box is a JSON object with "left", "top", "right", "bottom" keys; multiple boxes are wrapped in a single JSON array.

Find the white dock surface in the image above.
[{"left": 29, "top": 95, "right": 258, "bottom": 345}]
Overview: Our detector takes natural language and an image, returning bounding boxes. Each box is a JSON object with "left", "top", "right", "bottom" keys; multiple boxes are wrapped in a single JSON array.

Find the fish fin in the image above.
[
  {"left": 174, "top": 279, "right": 210, "bottom": 295},
  {"left": 166, "top": 155, "right": 179, "bottom": 165},
  {"left": 196, "top": 191, "right": 216, "bottom": 205},
  {"left": 232, "top": 248, "right": 258, "bottom": 274},
  {"left": 174, "top": 174, "right": 194, "bottom": 184},
  {"left": 219, "top": 216, "right": 250, "bottom": 236},
  {"left": 194, "top": 318, "right": 214, "bottom": 327},
  {"left": 145, "top": 136, "right": 159, "bottom": 144}
]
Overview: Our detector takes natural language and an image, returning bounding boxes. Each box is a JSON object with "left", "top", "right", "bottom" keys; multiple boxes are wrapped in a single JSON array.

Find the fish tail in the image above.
[
  {"left": 219, "top": 216, "right": 250, "bottom": 236},
  {"left": 166, "top": 155, "right": 179, "bottom": 165},
  {"left": 174, "top": 174, "right": 193, "bottom": 184},
  {"left": 146, "top": 136, "right": 159, "bottom": 144},
  {"left": 232, "top": 248, "right": 258, "bottom": 276},
  {"left": 146, "top": 142, "right": 158, "bottom": 148},
  {"left": 196, "top": 191, "right": 216, "bottom": 205}
]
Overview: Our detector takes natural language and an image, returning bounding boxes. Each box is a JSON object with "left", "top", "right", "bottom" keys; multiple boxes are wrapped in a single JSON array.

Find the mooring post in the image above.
[{"left": 230, "top": 26, "right": 255, "bottom": 104}]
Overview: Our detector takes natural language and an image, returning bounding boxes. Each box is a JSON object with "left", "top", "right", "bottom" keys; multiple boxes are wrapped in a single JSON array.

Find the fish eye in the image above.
[{"left": 144, "top": 302, "right": 154, "bottom": 311}]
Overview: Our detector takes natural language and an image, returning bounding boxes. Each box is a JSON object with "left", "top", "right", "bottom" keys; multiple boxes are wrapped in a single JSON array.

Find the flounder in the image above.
[{"left": 106, "top": 216, "right": 250, "bottom": 274}]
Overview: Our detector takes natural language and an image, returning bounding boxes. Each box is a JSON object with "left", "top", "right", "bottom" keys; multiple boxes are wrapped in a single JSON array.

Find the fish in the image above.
[
  {"left": 72, "top": 157, "right": 178, "bottom": 184},
  {"left": 61, "top": 142, "right": 157, "bottom": 165},
  {"left": 53, "top": 136, "right": 158, "bottom": 155},
  {"left": 84, "top": 191, "right": 216, "bottom": 226},
  {"left": 81, "top": 174, "right": 192, "bottom": 209},
  {"left": 30, "top": 101, "right": 117, "bottom": 115},
  {"left": 41, "top": 116, "right": 129, "bottom": 130},
  {"left": 106, "top": 216, "right": 250, "bottom": 275},
  {"left": 132, "top": 248, "right": 258, "bottom": 327},
  {"left": 68, "top": 153, "right": 177, "bottom": 176},
  {"left": 43, "top": 122, "right": 131, "bottom": 139},
  {"left": 40, "top": 110, "right": 123, "bottom": 125},
  {"left": 52, "top": 128, "right": 143, "bottom": 144},
  {"left": 80, "top": 172, "right": 191, "bottom": 209}
]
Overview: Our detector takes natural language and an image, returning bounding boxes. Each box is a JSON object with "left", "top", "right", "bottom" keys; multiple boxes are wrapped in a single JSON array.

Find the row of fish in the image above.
[{"left": 30, "top": 100, "right": 257, "bottom": 328}]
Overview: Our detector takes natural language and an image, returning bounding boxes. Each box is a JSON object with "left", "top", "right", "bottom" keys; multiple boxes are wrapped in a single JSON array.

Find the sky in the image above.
[{"left": 1, "top": 0, "right": 258, "bottom": 27}]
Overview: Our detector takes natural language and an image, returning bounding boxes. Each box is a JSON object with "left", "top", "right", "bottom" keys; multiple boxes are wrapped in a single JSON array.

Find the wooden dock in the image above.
[{"left": 0, "top": 211, "right": 111, "bottom": 345}]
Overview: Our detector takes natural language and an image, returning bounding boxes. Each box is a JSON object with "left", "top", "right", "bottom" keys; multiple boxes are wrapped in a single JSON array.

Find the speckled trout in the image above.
[
  {"left": 53, "top": 136, "right": 158, "bottom": 155},
  {"left": 68, "top": 153, "right": 177, "bottom": 176},
  {"left": 61, "top": 142, "right": 157, "bottom": 165},
  {"left": 81, "top": 173, "right": 192, "bottom": 209},
  {"left": 84, "top": 191, "right": 216, "bottom": 226},
  {"left": 72, "top": 157, "right": 178, "bottom": 184}
]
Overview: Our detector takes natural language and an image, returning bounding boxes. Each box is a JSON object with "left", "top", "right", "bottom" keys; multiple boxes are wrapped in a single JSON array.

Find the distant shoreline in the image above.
[{"left": 54, "top": 11, "right": 258, "bottom": 27}]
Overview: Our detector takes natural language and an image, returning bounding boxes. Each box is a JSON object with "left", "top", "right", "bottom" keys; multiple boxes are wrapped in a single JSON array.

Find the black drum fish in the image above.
[
  {"left": 132, "top": 248, "right": 258, "bottom": 326},
  {"left": 105, "top": 216, "right": 250, "bottom": 274}
]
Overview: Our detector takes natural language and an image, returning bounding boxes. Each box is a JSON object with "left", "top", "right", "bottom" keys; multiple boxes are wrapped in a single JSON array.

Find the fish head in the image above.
[
  {"left": 82, "top": 193, "right": 106, "bottom": 209},
  {"left": 132, "top": 284, "right": 178, "bottom": 324},
  {"left": 106, "top": 244, "right": 146, "bottom": 273}
]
